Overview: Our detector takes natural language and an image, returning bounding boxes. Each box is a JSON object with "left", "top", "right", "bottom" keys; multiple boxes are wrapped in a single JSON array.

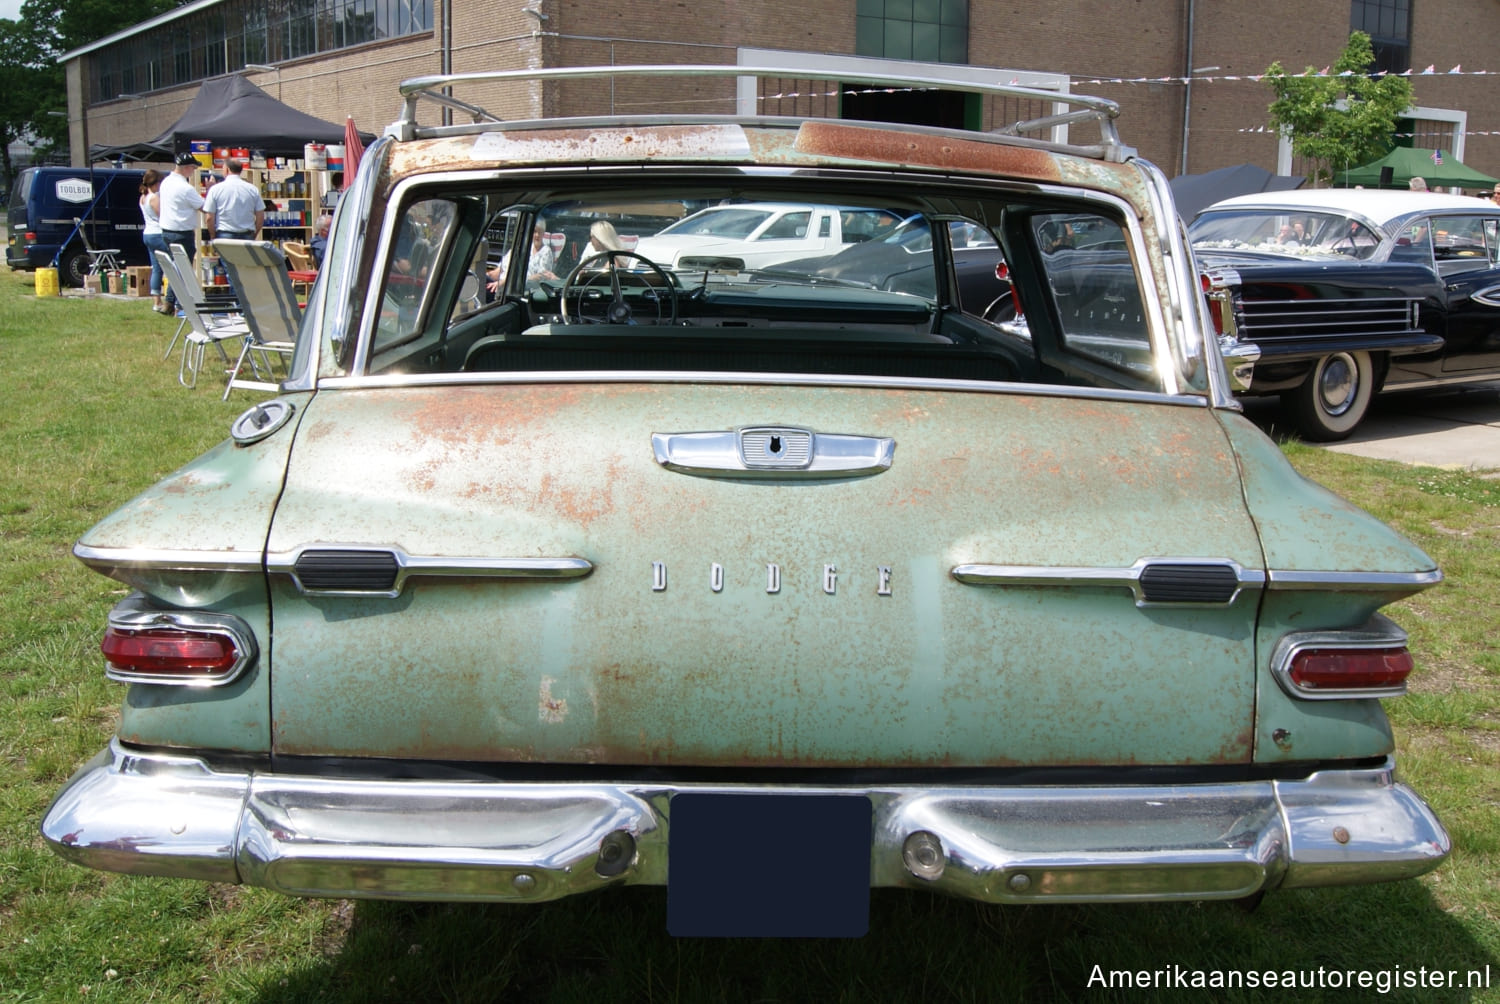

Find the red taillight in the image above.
[
  {"left": 1288, "top": 647, "right": 1413, "bottom": 692},
  {"left": 102, "top": 626, "right": 240, "bottom": 679},
  {"left": 996, "top": 261, "right": 1023, "bottom": 316},
  {"left": 24, "top": 231, "right": 37, "bottom": 243},
  {"left": 1201, "top": 273, "right": 1224, "bottom": 335}
]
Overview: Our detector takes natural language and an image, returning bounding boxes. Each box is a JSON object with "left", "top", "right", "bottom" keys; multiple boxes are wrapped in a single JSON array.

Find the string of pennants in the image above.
[
  {"left": 1067, "top": 66, "right": 1485, "bottom": 86},
  {"left": 1227, "top": 126, "right": 1500, "bottom": 138},
  {"left": 752, "top": 68, "right": 1492, "bottom": 107}
]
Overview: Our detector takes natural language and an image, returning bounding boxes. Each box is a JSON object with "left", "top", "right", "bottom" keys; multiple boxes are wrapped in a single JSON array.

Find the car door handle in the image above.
[{"left": 652, "top": 428, "right": 894, "bottom": 480}]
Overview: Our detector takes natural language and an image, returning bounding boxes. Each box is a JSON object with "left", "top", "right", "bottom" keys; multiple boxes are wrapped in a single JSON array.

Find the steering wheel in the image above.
[{"left": 560, "top": 250, "right": 679, "bottom": 325}]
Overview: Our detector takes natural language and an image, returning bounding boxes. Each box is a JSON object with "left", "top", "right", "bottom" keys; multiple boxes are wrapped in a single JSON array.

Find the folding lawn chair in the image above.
[
  {"left": 153, "top": 249, "right": 251, "bottom": 390},
  {"left": 213, "top": 239, "right": 302, "bottom": 400},
  {"left": 72, "top": 217, "right": 122, "bottom": 277},
  {"left": 160, "top": 243, "right": 242, "bottom": 361}
]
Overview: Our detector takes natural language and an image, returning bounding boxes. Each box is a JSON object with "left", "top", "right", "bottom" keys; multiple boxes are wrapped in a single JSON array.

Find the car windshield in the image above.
[{"left": 1189, "top": 208, "right": 1383, "bottom": 259}]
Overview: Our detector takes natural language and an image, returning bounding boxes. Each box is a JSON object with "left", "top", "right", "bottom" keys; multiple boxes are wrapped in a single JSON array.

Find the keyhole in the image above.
[{"left": 769, "top": 435, "right": 782, "bottom": 454}]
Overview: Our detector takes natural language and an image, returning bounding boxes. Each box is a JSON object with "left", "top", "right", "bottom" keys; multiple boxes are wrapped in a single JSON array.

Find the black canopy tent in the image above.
[
  {"left": 91, "top": 76, "right": 375, "bottom": 163},
  {"left": 1168, "top": 163, "right": 1305, "bottom": 221}
]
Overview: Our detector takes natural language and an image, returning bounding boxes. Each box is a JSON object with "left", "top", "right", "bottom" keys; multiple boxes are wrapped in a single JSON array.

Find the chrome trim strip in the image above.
[
  {"left": 43, "top": 741, "right": 1449, "bottom": 904},
  {"left": 951, "top": 562, "right": 1443, "bottom": 603},
  {"left": 1270, "top": 614, "right": 1411, "bottom": 701},
  {"left": 316, "top": 369, "right": 1215, "bottom": 407},
  {"left": 653, "top": 427, "right": 895, "bottom": 480},
  {"left": 266, "top": 544, "right": 593, "bottom": 598},
  {"left": 1266, "top": 569, "right": 1444, "bottom": 592},
  {"left": 951, "top": 557, "right": 1264, "bottom": 607},
  {"left": 103, "top": 594, "right": 258, "bottom": 688},
  {"left": 1383, "top": 370, "right": 1500, "bottom": 392},
  {"left": 73, "top": 542, "right": 265, "bottom": 574}
]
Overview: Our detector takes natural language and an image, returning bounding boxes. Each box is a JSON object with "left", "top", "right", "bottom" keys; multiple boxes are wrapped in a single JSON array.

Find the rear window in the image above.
[
  {"left": 358, "top": 178, "right": 1158, "bottom": 396},
  {"left": 9, "top": 170, "right": 35, "bottom": 208}
]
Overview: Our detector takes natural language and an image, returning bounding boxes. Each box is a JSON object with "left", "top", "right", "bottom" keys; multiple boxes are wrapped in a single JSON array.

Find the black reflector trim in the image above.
[
  {"left": 1139, "top": 563, "right": 1240, "bottom": 604},
  {"left": 294, "top": 550, "right": 400, "bottom": 592}
]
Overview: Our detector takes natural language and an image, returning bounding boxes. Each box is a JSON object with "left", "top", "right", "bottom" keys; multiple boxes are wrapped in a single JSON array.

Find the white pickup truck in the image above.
[{"left": 634, "top": 202, "right": 896, "bottom": 271}]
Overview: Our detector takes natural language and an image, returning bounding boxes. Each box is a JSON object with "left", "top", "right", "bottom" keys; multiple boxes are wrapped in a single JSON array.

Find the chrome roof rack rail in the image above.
[{"left": 392, "top": 64, "right": 1127, "bottom": 160}]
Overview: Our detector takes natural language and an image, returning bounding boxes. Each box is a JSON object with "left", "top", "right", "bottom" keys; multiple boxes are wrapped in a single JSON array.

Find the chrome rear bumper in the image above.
[{"left": 42, "top": 740, "right": 1449, "bottom": 904}]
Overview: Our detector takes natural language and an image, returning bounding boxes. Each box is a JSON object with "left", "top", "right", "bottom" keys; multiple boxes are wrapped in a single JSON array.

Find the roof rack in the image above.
[{"left": 393, "top": 65, "right": 1129, "bottom": 161}]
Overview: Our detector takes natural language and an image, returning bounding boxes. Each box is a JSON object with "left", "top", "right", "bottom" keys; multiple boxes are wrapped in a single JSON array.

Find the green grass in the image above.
[{"left": 2, "top": 270, "right": 1498, "bottom": 1002}]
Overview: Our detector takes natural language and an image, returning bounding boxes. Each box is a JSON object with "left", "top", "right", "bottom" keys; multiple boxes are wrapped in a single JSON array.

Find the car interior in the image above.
[{"left": 348, "top": 177, "right": 1157, "bottom": 394}]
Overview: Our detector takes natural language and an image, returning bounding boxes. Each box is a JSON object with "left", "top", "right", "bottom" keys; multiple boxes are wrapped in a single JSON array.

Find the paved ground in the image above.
[{"left": 1246, "top": 381, "right": 1500, "bottom": 474}]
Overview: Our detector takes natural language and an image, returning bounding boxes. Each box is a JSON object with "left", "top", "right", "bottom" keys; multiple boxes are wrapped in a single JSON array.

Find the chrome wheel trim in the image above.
[{"left": 1316, "top": 353, "right": 1359, "bottom": 417}]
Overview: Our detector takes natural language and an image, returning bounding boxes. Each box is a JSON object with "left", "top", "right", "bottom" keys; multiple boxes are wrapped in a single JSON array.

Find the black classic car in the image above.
[
  {"left": 777, "top": 217, "right": 1010, "bottom": 317},
  {"left": 1190, "top": 189, "right": 1500, "bottom": 440}
]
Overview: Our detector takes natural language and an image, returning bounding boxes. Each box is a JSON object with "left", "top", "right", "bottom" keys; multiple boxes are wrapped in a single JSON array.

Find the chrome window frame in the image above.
[{"left": 338, "top": 167, "right": 1189, "bottom": 400}]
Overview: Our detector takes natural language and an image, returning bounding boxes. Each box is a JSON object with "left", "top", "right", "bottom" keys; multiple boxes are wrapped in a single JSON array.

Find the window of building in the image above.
[
  {"left": 855, "top": 0, "right": 968, "bottom": 64},
  {"left": 88, "top": 0, "right": 432, "bottom": 104},
  {"left": 1351, "top": 0, "right": 1411, "bottom": 75}
]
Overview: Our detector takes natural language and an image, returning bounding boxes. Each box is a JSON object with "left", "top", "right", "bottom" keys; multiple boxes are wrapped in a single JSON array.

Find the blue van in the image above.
[{"left": 6, "top": 167, "right": 148, "bottom": 287}]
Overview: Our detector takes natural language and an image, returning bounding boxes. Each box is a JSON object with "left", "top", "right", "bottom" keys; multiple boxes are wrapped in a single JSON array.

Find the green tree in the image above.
[
  {"left": 0, "top": 12, "right": 61, "bottom": 185},
  {"left": 1264, "top": 31, "right": 1413, "bottom": 186},
  {"left": 0, "top": 0, "right": 178, "bottom": 178}
]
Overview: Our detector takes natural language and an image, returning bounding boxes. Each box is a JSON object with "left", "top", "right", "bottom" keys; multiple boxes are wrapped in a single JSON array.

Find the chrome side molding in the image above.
[
  {"left": 266, "top": 546, "right": 593, "bottom": 598},
  {"left": 951, "top": 557, "right": 1264, "bottom": 608}
]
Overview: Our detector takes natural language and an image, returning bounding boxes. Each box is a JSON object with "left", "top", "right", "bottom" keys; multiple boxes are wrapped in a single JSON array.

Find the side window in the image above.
[
  {"left": 818, "top": 214, "right": 832, "bottom": 238},
  {"left": 1391, "top": 219, "right": 1435, "bottom": 264},
  {"left": 371, "top": 197, "right": 457, "bottom": 361},
  {"left": 1032, "top": 213, "right": 1153, "bottom": 380},
  {"left": 761, "top": 212, "right": 810, "bottom": 240},
  {"left": 1432, "top": 215, "right": 1491, "bottom": 269}
]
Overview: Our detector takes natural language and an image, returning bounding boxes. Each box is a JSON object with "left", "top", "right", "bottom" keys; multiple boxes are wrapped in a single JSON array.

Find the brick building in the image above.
[{"left": 59, "top": 0, "right": 1500, "bottom": 187}]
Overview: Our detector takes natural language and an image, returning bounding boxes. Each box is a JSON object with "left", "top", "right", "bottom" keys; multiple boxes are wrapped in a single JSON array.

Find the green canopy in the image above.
[{"left": 1337, "top": 147, "right": 1499, "bottom": 190}]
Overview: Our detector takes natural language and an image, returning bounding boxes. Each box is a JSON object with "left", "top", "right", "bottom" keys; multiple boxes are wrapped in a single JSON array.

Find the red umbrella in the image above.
[{"left": 342, "top": 116, "right": 365, "bottom": 191}]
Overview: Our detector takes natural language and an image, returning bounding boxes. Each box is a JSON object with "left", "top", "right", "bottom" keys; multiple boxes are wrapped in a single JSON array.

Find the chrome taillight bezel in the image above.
[
  {"left": 1270, "top": 614, "right": 1412, "bottom": 701},
  {"left": 102, "top": 594, "right": 258, "bottom": 688}
]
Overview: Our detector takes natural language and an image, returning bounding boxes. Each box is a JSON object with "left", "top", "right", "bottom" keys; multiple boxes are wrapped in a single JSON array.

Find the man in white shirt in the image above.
[
  {"left": 203, "top": 161, "right": 264, "bottom": 242},
  {"left": 202, "top": 161, "right": 266, "bottom": 293},
  {"left": 158, "top": 152, "right": 205, "bottom": 315}
]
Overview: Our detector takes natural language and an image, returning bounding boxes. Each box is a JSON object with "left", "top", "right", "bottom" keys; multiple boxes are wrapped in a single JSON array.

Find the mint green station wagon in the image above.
[{"left": 43, "top": 66, "right": 1448, "bottom": 937}]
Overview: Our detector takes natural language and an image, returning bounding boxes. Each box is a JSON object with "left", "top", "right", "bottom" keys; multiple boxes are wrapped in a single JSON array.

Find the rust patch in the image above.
[
  {"left": 538, "top": 676, "right": 568, "bottom": 723},
  {"left": 385, "top": 125, "right": 757, "bottom": 181},
  {"left": 529, "top": 465, "right": 620, "bottom": 530},
  {"left": 794, "top": 120, "right": 1064, "bottom": 180},
  {"left": 401, "top": 385, "right": 592, "bottom": 446}
]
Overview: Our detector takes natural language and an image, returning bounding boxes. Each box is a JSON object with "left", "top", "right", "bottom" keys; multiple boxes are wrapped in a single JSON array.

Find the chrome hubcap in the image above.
[{"left": 1318, "top": 354, "right": 1357, "bottom": 416}]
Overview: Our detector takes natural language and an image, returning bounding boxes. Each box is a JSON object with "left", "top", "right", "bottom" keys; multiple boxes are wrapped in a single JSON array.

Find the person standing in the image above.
[
  {"left": 138, "top": 169, "right": 169, "bottom": 313},
  {"left": 158, "top": 152, "right": 206, "bottom": 315},
  {"left": 203, "top": 161, "right": 264, "bottom": 243}
]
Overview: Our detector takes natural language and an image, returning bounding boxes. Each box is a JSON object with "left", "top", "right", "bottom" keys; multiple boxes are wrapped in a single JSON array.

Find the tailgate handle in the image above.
[{"left": 652, "top": 427, "right": 894, "bottom": 480}]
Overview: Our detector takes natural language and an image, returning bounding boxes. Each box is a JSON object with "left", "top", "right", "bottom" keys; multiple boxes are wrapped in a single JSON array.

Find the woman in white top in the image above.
[{"left": 138, "top": 170, "right": 169, "bottom": 312}]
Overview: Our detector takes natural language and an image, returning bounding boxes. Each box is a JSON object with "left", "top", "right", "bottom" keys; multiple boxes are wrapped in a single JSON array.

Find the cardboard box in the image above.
[
  {"left": 108, "top": 270, "right": 127, "bottom": 295},
  {"left": 82, "top": 274, "right": 101, "bottom": 294},
  {"left": 126, "top": 265, "right": 152, "bottom": 297}
]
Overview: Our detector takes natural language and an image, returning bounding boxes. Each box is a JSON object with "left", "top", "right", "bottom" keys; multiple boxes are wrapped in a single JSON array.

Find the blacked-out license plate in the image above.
[{"left": 666, "top": 793, "right": 872, "bottom": 938}]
